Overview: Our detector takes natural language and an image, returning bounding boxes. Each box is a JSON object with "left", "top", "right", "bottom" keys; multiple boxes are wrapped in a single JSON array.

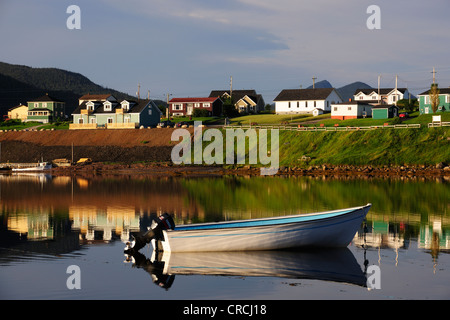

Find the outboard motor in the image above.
[{"left": 124, "top": 213, "right": 175, "bottom": 254}]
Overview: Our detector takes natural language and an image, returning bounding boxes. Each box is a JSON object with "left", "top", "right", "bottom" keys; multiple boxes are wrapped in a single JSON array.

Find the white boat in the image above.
[
  {"left": 11, "top": 162, "right": 52, "bottom": 172},
  {"left": 125, "top": 204, "right": 371, "bottom": 253}
]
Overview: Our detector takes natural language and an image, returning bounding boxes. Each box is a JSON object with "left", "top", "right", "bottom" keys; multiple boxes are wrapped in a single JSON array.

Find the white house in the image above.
[
  {"left": 331, "top": 101, "right": 373, "bottom": 120},
  {"left": 273, "top": 88, "right": 342, "bottom": 114},
  {"left": 353, "top": 88, "right": 410, "bottom": 105}
]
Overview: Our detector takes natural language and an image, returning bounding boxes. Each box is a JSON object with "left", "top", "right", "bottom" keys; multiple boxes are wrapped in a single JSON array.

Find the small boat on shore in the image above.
[
  {"left": 11, "top": 162, "right": 52, "bottom": 172},
  {"left": 125, "top": 204, "right": 371, "bottom": 253}
]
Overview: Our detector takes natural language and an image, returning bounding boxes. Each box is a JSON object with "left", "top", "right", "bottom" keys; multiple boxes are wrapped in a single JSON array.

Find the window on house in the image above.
[
  {"left": 148, "top": 108, "right": 152, "bottom": 115},
  {"left": 194, "top": 103, "right": 200, "bottom": 108},
  {"left": 348, "top": 106, "right": 352, "bottom": 111},
  {"left": 203, "top": 103, "right": 210, "bottom": 108},
  {"left": 288, "top": 102, "right": 291, "bottom": 108},
  {"left": 173, "top": 104, "right": 183, "bottom": 110},
  {"left": 314, "top": 101, "right": 316, "bottom": 108},
  {"left": 372, "top": 95, "right": 377, "bottom": 100},
  {"left": 297, "top": 101, "right": 299, "bottom": 108},
  {"left": 34, "top": 103, "right": 39, "bottom": 108},
  {"left": 104, "top": 103, "right": 112, "bottom": 111},
  {"left": 333, "top": 107, "right": 338, "bottom": 111},
  {"left": 107, "top": 118, "right": 114, "bottom": 124},
  {"left": 78, "top": 118, "right": 84, "bottom": 124},
  {"left": 446, "top": 95, "right": 449, "bottom": 103},
  {"left": 425, "top": 96, "right": 430, "bottom": 104},
  {"left": 305, "top": 101, "right": 308, "bottom": 108}
]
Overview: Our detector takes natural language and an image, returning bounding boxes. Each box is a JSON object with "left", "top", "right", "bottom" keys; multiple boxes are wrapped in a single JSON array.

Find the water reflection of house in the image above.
[
  {"left": 419, "top": 219, "right": 450, "bottom": 251},
  {"left": 69, "top": 205, "right": 140, "bottom": 242},
  {"left": 7, "top": 211, "right": 53, "bottom": 240}
]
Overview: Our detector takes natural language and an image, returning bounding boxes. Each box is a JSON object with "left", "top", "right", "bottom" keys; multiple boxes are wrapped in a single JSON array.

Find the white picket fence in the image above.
[{"left": 224, "top": 123, "right": 422, "bottom": 132}]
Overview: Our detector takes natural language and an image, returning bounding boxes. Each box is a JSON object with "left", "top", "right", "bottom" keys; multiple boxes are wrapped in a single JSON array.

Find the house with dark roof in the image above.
[
  {"left": 27, "top": 93, "right": 65, "bottom": 123},
  {"left": 209, "top": 90, "right": 265, "bottom": 114},
  {"left": 273, "top": 88, "right": 342, "bottom": 115},
  {"left": 169, "top": 97, "right": 222, "bottom": 117},
  {"left": 417, "top": 86, "right": 450, "bottom": 114},
  {"left": 353, "top": 88, "right": 410, "bottom": 105},
  {"left": 71, "top": 96, "right": 161, "bottom": 129}
]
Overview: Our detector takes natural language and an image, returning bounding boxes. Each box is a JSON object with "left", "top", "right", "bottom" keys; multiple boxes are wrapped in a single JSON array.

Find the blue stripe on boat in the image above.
[{"left": 174, "top": 209, "right": 355, "bottom": 231}]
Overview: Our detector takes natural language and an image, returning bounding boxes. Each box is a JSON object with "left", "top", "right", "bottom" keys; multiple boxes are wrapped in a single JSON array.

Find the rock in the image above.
[{"left": 436, "top": 162, "right": 446, "bottom": 169}]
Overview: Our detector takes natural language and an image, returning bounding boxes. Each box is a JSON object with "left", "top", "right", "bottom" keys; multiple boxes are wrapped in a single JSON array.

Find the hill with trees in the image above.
[{"left": 0, "top": 62, "right": 165, "bottom": 117}]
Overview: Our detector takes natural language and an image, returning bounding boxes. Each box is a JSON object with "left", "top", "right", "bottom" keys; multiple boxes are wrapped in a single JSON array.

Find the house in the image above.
[
  {"left": 331, "top": 101, "right": 372, "bottom": 120},
  {"left": 26, "top": 94, "right": 66, "bottom": 123},
  {"left": 273, "top": 88, "right": 342, "bottom": 114},
  {"left": 371, "top": 105, "right": 399, "bottom": 119},
  {"left": 7, "top": 103, "right": 28, "bottom": 121},
  {"left": 71, "top": 97, "right": 162, "bottom": 129},
  {"left": 417, "top": 86, "right": 450, "bottom": 114},
  {"left": 168, "top": 97, "right": 222, "bottom": 117},
  {"left": 353, "top": 88, "right": 410, "bottom": 105},
  {"left": 209, "top": 90, "right": 265, "bottom": 114}
]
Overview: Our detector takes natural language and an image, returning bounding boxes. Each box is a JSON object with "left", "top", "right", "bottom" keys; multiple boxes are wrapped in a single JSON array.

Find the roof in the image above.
[
  {"left": 354, "top": 88, "right": 407, "bottom": 95},
  {"left": 418, "top": 87, "right": 450, "bottom": 95},
  {"left": 333, "top": 101, "right": 373, "bottom": 106},
  {"left": 28, "top": 94, "right": 64, "bottom": 103},
  {"left": 72, "top": 99, "right": 153, "bottom": 115},
  {"left": 273, "top": 88, "right": 336, "bottom": 101},
  {"left": 371, "top": 104, "right": 399, "bottom": 109},
  {"left": 169, "top": 97, "right": 220, "bottom": 103},
  {"left": 79, "top": 93, "right": 115, "bottom": 101},
  {"left": 209, "top": 90, "right": 260, "bottom": 104}
]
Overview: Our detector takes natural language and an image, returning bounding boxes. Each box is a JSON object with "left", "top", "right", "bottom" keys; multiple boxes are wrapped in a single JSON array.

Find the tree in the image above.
[{"left": 429, "top": 84, "right": 440, "bottom": 113}]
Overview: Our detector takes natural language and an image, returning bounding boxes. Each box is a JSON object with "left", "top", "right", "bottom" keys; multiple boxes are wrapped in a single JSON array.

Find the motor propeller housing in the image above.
[{"left": 124, "top": 213, "right": 175, "bottom": 254}]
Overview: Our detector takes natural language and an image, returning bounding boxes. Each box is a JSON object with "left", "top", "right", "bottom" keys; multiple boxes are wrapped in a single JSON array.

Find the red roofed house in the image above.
[{"left": 169, "top": 97, "right": 222, "bottom": 117}]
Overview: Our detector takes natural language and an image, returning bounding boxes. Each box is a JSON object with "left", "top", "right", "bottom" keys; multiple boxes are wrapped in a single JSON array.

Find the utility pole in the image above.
[
  {"left": 230, "top": 76, "right": 233, "bottom": 98},
  {"left": 166, "top": 93, "right": 171, "bottom": 119},
  {"left": 312, "top": 76, "right": 317, "bottom": 89},
  {"left": 395, "top": 74, "right": 398, "bottom": 106},
  {"left": 431, "top": 67, "right": 437, "bottom": 84},
  {"left": 137, "top": 83, "right": 140, "bottom": 100},
  {"left": 378, "top": 75, "right": 381, "bottom": 105}
]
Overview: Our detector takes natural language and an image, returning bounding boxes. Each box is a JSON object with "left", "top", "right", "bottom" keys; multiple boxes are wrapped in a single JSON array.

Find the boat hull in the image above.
[{"left": 160, "top": 204, "right": 371, "bottom": 252}]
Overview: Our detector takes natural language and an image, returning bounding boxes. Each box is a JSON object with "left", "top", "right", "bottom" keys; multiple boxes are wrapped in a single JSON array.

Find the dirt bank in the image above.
[{"left": 0, "top": 128, "right": 188, "bottom": 163}]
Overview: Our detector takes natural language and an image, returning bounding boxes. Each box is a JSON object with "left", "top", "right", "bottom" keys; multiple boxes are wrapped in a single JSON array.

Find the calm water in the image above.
[{"left": 0, "top": 173, "right": 449, "bottom": 300}]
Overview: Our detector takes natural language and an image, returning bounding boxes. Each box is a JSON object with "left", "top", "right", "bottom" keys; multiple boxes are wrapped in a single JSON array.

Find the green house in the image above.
[
  {"left": 372, "top": 105, "right": 399, "bottom": 119},
  {"left": 27, "top": 94, "right": 66, "bottom": 123},
  {"left": 71, "top": 97, "right": 162, "bottom": 129},
  {"left": 418, "top": 87, "right": 450, "bottom": 114}
]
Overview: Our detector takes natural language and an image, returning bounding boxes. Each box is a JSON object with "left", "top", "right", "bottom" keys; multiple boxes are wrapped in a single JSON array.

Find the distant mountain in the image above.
[
  {"left": 305, "top": 79, "right": 373, "bottom": 101},
  {"left": 337, "top": 81, "right": 373, "bottom": 102},
  {"left": 306, "top": 80, "right": 332, "bottom": 89},
  {"left": 0, "top": 62, "right": 165, "bottom": 116}
]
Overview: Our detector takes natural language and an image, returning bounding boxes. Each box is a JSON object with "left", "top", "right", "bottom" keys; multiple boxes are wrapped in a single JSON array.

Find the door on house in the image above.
[
  {"left": 187, "top": 106, "right": 193, "bottom": 115},
  {"left": 425, "top": 107, "right": 429, "bottom": 114}
]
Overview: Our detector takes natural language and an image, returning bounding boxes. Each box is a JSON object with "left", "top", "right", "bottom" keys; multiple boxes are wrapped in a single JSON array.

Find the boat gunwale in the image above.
[{"left": 173, "top": 203, "right": 371, "bottom": 232}]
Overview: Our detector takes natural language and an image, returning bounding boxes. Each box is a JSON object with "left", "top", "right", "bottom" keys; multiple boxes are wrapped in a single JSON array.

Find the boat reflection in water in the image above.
[{"left": 124, "top": 248, "right": 368, "bottom": 290}]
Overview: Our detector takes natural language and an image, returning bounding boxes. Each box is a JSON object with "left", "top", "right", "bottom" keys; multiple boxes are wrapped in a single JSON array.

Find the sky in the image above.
[{"left": 1, "top": 0, "right": 450, "bottom": 103}]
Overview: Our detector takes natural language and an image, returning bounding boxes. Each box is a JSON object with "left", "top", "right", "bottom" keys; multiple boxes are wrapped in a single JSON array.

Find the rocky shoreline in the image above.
[{"left": 49, "top": 161, "right": 450, "bottom": 179}]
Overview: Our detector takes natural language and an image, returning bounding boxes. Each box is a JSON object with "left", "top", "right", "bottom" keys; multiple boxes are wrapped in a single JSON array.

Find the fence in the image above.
[{"left": 223, "top": 123, "right": 422, "bottom": 132}]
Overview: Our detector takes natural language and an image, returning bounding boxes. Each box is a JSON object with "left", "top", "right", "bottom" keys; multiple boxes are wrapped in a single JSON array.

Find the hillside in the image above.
[{"left": 0, "top": 62, "right": 166, "bottom": 116}]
